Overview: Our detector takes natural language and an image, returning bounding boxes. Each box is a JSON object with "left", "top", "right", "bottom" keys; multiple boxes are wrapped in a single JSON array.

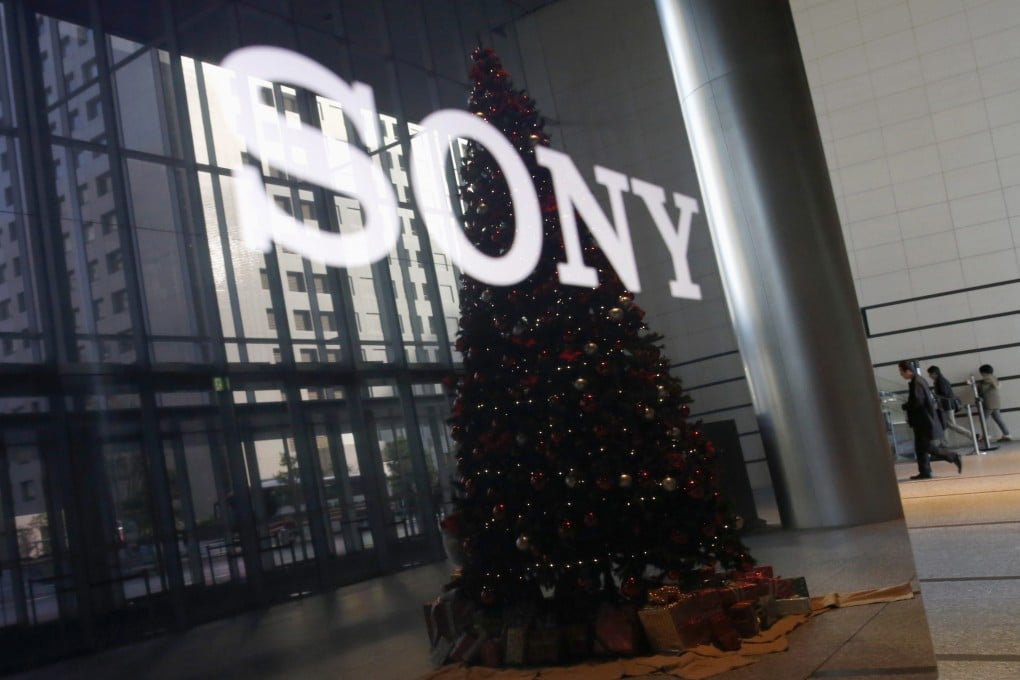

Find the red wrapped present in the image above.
[
  {"left": 477, "top": 638, "right": 503, "bottom": 667},
  {"left": 679, "top": 615, "right": 712, "bottom": 648},
  {"left": 504, "top": 625, "right": 528, "bottom": 665},
  {"left": 727, "top": 600, "right": 759, "bottom": 638},
  {"left": 774, "top": 576, "right": 809, "bottom": 600},
  {"left": 708, "top": 611, "right": 741, "bottom": 651},
  {"left": 593, "top": 602, "right": 643, "bottom": 656},
  {"left": 526, "top": 626, "right": 562, "bottom": 665},
  {"left": 563, "top": 622, "right": 591, "bottom": 658},
  {"left": 695, "top": 587, "right": 725, "bottom": 611}
]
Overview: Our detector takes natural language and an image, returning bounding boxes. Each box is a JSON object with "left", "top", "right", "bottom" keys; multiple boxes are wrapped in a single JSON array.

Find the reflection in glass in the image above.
[
  {"left": 161, "top": 417, "right": 238, "bottom": 587},
  {"left": 242, "top": 432, "right": 313, "bottom": 565},
  {"left": 124, "top": 159, "right": 204, "bottom": 362},
  {"left": 100, "top": 436, "right": 163, "bottom": 598},
  {"left": 309, "top": 408, "right": 373, "bottom": 556},
  {"left": 52, "top": 144, "right": 134, "bottom": 363},
  {"left": 0, "top": 5, "right": 17, "bottom": 126},
  {"left": 1, "top": 137, "right": 44, "bottom": 364},
  {"left": 114, "top": 49, "right": 182, "bottom": 157},
  {"left": 412, "top": 384, "right": 456, "bottom": 517},
  {"left": 2, "top": 436, "right": 52, "bottom": 625},
  {"left": 47, "top": 83, "right": 103, "bottom": 141},
  {"left": 38, "top": 17, "right": 98, "bottom": 110}
]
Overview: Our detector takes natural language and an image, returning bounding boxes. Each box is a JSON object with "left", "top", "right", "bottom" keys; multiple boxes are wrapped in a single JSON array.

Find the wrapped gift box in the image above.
[
  {"left": 504, "top": 625, "right": 529, "bottom": 665},
  {"left": 477, "top": 638, "right": 503, "bottom": 667},
  {"left": 775, "top": 576, "right": 809, "bottom": 599},
  {"left": 775, "top": 596, "right": 812, "bottom": 616},
  {"left": 638, "top": 591, "right": 701, "bottom": 653},
  {"left": 526, "top": 626, "right": 562, "bottom": 665},
  {"left": 450, "top": 632, "right": 486, "bottom": 664},
  {"left": 562, "top": 621, "right": 591, "bottom": 658},
  {"left": 727, "top": 600, "right": 760, "bottom": 638},
  {"left": 708, "top": 611, "right": 741, "bottom": 651},
  {"left": 593, "top": 603, "right": 643, "bottom": 656}
]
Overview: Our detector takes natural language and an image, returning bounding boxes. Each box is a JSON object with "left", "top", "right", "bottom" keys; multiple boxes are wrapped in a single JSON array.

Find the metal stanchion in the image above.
[
  {"left": 965, "top": 404, "right": 984, "bottom": 455},
  {"left": 970, "top": 376, "right": 997, "bottom": 453}
]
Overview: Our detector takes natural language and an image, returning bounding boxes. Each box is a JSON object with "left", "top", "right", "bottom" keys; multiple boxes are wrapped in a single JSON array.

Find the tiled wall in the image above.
[{"left": 791, "top": 0, "right": 1019, "bottom": 434}]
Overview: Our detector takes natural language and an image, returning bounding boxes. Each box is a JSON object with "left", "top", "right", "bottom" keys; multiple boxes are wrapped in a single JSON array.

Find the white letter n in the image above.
[{"left": 534, "top": 146, "right": 641, "bottom": 293}]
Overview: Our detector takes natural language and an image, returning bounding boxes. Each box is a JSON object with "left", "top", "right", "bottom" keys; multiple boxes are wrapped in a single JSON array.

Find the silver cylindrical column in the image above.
[{"left": 654, "top": 0, "right": 902, "bottom": 528}]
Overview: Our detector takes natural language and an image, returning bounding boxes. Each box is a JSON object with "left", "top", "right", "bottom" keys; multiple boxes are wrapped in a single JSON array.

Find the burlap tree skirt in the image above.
[{"left": 418, "top": 583, "right": 915, "bottom": 680}]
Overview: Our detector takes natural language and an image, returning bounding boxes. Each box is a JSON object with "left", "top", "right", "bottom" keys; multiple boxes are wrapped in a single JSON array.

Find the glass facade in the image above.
[{"left": 0, "top": 0, "right": 542, "bottom": 668}]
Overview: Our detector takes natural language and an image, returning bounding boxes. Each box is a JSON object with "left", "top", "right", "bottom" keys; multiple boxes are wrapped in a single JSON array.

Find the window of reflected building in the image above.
[{"left": 0, "top": 0, "right": 541, "bottom": 666}]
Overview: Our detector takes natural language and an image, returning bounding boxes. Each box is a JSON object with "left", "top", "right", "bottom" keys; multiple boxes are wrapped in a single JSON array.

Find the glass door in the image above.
[{"left": 0, "top": 424, "right": 58, "bottom": 628}]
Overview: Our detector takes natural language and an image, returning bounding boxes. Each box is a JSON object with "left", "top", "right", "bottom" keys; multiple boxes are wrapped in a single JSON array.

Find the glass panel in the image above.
[
  {"left": 47, "top": 83, "right": 103, "bottom": 142},
  {"left": 181, "top": 57, "right": 209, "bottom": 165},
  {"left": 277, "top": 190, "right": 346, "bottom": 364},
  {"left": 0, "top": 5, "right": 16, "bottom": 126},
  {"left": 3, "top": 432, "right": 54, "bottom": 625},
  {"left": 239, "top": 419, "right": 313, "bottom": 567},
  {"left": 160, "top": 415, "right": 238, "bottom": 587},
  {"left": 38, "top": 17, "right": 98, "bottom": 109},
  {"left": 1, "top": 137, "right": 45, "bottom": 363},
  {"left": 53, "top": 144, "right": 137, "bottom": 362},
  {"left": 108, "top": 34, "right": 146, "bottom": 66},
  {"left": 412, "top": 386, "right": 455, "bottom": 519},
  {"left": 315, "top": 97, "right": 386, "bottom": 361},
  {"left": 114, "top": 49, "right": 182, "bottom": 157},
  {"left": 367, "top": 386, "right": 426, "bottom": 542},
  {"left": 101, "top": 436, "right": 162, "bottom": 597},
  {"left": 197, "top": 172, "right": 234, "bottom": 337},
  {"left": 124, "top": 159, "right": 202, "bottom": 360}
]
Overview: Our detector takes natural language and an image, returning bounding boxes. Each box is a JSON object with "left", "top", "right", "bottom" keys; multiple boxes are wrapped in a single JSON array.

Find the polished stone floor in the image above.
[{"left": 13, "top": 441, "right": 1020, "bottom": 679}]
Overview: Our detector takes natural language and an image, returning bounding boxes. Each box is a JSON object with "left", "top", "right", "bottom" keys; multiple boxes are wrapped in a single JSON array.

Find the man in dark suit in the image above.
[{"left": 899, "top": 360, "right": 962, "bottom": 479}]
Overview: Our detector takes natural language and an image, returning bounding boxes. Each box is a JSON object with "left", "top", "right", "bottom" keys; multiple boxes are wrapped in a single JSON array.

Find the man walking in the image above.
[{"left": 899, "top": 360, "right": 962, "bottom": 479}]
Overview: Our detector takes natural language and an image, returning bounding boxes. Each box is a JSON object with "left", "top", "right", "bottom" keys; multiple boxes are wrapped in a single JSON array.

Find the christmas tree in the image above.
[{"left": 444, "top": 47, "right": 752, "bottom": 619}]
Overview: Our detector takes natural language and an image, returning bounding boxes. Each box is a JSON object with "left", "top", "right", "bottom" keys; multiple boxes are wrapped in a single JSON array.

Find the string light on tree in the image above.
[{"left": 443, "top": 47, "right": 752, "bottom": 618}]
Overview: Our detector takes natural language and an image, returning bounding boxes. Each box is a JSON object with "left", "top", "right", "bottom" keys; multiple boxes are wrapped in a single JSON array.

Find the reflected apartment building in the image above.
[{"left": 0, "top": 1, "right": 544, "bottom": 669}]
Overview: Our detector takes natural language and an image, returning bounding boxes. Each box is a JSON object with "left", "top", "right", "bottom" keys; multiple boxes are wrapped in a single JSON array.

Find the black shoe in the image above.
[
  {"left": 910, "top": 473, "right": 932, "bottom": 480},
  {"left": 954, "top": 454, "right": 962, "bottom": 474}
]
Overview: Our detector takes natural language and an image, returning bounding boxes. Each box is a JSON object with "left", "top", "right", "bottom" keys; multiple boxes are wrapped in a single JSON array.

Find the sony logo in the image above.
[{"left": 220, "top": 46, "right": 702, "bottom": 299}]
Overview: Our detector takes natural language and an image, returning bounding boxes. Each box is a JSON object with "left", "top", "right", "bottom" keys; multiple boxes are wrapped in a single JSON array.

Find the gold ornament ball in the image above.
[
  {"left": 661, "top": 476, "right": 678, "bottom": 491},
  {"left": 619, "top": 473, "right": 633, "bottom": 488},
  {"left": 608, "top": 307, "right": 624, "bottom": 321},
  {"left": 573, "top": 377, "right": 588, "bottom": 391}
]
